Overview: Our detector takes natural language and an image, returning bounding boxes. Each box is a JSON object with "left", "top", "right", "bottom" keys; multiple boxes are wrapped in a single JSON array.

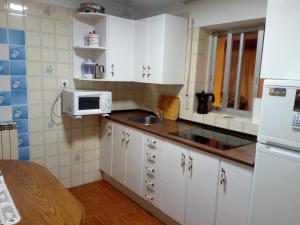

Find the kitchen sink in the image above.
[{"left": 128, "top": 115, "right": 162, "bottom": 125}]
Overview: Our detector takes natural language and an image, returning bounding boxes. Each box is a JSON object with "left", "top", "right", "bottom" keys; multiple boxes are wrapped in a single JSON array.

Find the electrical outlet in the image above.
[{"left": 60, "top": 79, "right": 69, "bottom": 88}]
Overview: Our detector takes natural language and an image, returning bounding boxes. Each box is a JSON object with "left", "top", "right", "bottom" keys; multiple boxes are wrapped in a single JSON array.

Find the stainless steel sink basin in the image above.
[{"left": 128, "top": 115, "right": 162, "bottom": 125}]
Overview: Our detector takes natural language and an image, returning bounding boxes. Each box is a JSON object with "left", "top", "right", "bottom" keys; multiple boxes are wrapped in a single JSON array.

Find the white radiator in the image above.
[{"left": 0, "top": 124, "right": 18, "bottom": 160}]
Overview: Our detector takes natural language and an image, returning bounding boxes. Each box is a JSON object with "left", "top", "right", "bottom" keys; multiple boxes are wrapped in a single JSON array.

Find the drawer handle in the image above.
[
  {"left": 146, "top": 152, "right": 156, "bottom": 161},
  {"left": 145, "top": 180, "right": 155, "bottom": 188},
  {"left": 144, "top": 194, "right": 153, "bottom": 201},
  {"left": 146, "top": 166, "right": 155, "bottom": 175}
]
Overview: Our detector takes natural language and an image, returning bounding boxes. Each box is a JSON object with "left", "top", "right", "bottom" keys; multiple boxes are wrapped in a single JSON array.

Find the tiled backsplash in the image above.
[{"left": 0, "top": 27, "right": 30, "bottom": 160}]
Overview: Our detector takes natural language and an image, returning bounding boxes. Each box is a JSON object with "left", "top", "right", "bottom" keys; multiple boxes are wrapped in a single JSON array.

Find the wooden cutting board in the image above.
[{"left": 157, "top": 95, "right": 181, "bottom": 120}]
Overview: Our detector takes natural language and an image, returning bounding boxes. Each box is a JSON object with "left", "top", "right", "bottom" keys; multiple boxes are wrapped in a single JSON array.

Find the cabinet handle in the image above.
[
  {"left": 121, "top": 130, "right": 126, "bottom": 142},
  {"left": 142, "top": 65, "right": 146, "bottom": 70},
  {"left": 147, "top": 65, "right": 151, "bottom": 70},
  {"left": 147, "top": 73, "right": 150, "bottom": 78},
  {"left": 144, "top": 194, "right": 153, "bottom": 201},
  {"left": 146, "top": 166, "right": 155, "bottom": 175},
  {"left": 111, "top": 64, "right": 114, "bottom": 76},
  {"left": 107, "top": 126, "right": 112, "bottom": 135},
  {"left": 125, "top": 132, "right": 130, "bottom": 143},
  {"left": 146, "top": 152, "right": 156, "bottom": 161},
  {"left": 142, "top": 73, "right": 146, "bottom": 77},
  {"left": 220, "top": 168, "right": 226, "bottom": 185},
  {"left": 188, "top": 156, "right": 193, "bottom": 175},
  {"left": 145, "top": 180, "right": 155, "bottom": 188},
  {"left": 181, "top": 153, "right": 186, "bottom": 168}
]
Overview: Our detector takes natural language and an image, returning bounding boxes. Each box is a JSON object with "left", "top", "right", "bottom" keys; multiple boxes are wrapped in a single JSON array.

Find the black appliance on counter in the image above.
[{"left": 196, "top": 91, "right": 215, "bottom": 114}]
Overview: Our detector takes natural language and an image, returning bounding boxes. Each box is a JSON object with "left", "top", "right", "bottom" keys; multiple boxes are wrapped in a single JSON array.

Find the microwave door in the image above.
[{"left": 77, "top": 96, "right": 101, "bottom": 115}]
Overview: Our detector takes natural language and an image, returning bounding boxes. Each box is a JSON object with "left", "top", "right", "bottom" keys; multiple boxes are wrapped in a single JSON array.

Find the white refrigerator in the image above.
[{"left": 249, "top": 79, "right": 300, "bottom": 225}]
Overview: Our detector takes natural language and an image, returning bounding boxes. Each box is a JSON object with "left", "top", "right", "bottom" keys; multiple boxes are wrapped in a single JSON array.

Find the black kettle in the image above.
[{"left": 196, "top": 91, "right": 215, "bottom": 114}]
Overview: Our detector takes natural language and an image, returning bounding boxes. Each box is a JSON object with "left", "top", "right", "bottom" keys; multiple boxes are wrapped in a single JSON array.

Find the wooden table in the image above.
[{"left": 0, "top": 160, "right": 85, "bottom": 225}]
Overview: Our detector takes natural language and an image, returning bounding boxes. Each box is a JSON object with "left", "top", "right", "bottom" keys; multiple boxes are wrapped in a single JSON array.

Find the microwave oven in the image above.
[{"left": 62, "top": 90, "right": 112, "bottom": 116}]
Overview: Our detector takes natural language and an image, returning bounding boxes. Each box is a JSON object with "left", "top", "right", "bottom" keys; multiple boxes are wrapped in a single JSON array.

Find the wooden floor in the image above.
[{"left": 69, "top": 181, "right": 163, "bottom": 225}]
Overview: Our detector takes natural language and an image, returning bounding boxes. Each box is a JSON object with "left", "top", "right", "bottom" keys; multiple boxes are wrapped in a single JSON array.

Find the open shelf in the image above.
[{"left": 74, "top": 46, "right": 106, "bottom": 50}]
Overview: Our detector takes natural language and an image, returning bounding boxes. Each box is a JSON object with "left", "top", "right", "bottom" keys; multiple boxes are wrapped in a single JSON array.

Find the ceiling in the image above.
[{"left": 111, "top": 0, "right": 183, "bottom": 11}]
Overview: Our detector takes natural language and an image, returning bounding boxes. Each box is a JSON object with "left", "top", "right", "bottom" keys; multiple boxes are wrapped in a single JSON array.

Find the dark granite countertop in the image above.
[{"left": 106, "top": 110, "right": 257, "bottom": 167}]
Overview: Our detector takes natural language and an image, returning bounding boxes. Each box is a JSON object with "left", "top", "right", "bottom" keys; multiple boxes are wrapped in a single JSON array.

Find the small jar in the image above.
[{"left": 84, "top": 31, "right": 100, "bottom": 47}]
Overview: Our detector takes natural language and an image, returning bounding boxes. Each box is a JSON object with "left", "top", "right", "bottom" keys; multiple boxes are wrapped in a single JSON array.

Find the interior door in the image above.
[
  {"left": 185, "top": 149, "right": 220, "bottom": 225},
  {"left": 161, "top": 141, "right": 188, "bottom": 224},
  {"left": 100, "top": 119, "right": 113, "bottom": 175},
  {"left": 216, "top": 160, "right": 253, "bottom": 225},
  {"left": 111, "top": 123, "right": 126, "bottom": 184},
  {"left": 125, "top": 127, "right": 143, "bottom": 195},
  {"left": 134, "top": 18, "right": 149, "bottom": 83},
  {"left": 147, "top": 15, "right": 164, "bottom": 84},
  {"left": 107, "top": 16, "right": 134, "bottom": 81}
]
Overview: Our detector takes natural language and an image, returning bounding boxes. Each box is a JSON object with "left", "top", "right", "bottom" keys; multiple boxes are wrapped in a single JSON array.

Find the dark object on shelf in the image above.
[
  {"left": 196, "top": 91, "right": 215, "bottom": 114},
  {"left": 77, "top": 2, "right": 105, "bottom": 14}
]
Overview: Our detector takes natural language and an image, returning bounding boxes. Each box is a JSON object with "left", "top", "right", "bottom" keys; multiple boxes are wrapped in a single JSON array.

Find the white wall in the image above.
[{"left": 137, "top": 0, "right": 268, "bottom": 28}]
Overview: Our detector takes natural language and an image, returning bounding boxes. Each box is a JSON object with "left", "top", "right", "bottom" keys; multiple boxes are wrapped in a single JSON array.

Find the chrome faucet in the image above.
[{"left": 155, "top": 110, "right": 164, "bottom": 120}]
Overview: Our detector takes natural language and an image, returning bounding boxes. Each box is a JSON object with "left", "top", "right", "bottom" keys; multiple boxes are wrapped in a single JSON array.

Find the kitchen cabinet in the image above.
[
  {"left": 100, "top": 119, "right": 113, "bottom": 175},
  {"left": 107, "top": 16, "right": 135, "bottom": 81},
  {"left": 134, "top": 18, "right": 149, "bottom": 83},
  {"left": 124, "top": 127, "right": 143, "bottom": 195},
  {"left": 161, "top": 141, "right": 188, "bottom": 224},
  {"left": 111, "top": 123, "right": 126, "bottom": 184},
  {"left": 185, "top": 149, "right": 220, "bottom": 225},
  {"left": 111, "top": 122, "right": 143, "bottom": 195},
  {"left": 216, "top": 160, "right": 253, "bottom": 225},
  {"left": 142, "top": 134, "right": 163, "bottom": 208},
  {"left": 135, "top": 14, "right": 188, "bottom": 84},
  {"left": 261, "top": 0, "right": 300, "bottom": 80}
]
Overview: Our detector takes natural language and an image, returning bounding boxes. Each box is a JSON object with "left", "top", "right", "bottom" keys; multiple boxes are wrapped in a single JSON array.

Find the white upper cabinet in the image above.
[
  {"left": 261, "top": 0, "right": 300, "bottom": 80},
  {"left": 135, "top": 18, "right": 149, "bottom": 83},
  {"left": 107, "top": 16, "right": 135, "bottom": 81},
  {"left": 216, "top": 160, "right": 253, "bottom": 225},
  {"left": 135, "top": 14, "right": 188, "bottom": 84},
  {"left": 185, "top": 149, "right": 220, "bottom": 225}
]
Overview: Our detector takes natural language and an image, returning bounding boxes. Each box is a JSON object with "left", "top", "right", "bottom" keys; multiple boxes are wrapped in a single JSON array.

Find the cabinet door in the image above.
[
  {"left": 107, "top": 16, "right": 134, "bottom": 81},
  {"left": 147, "top": 15, "right": 164, "bottom": 84},
  {"left": 125, "top": 127, "right": 143, "bottom": 195},
  {"left": 161, "top": 141, "right": 188, "bottom": 224},
  {"left": 185, "top": 150, "right": 220, "bottom": 225},
  {"left": 261, "top": 0, "right": 300, "bottom": 80},
  {"left": 216, "top": 160, "right": 253, "bottom": 225},
  {"left": 134, "top": 18, "right": 149, "bottom": 83},
  {"left": 100, "top": 119, "right": 113, "bottom": 175},
  {"left": 111, "top": 123, "right": 126, "bottom": 184}
]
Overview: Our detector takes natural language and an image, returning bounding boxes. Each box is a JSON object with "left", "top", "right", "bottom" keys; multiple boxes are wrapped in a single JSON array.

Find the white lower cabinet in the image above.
[
  {"left": 100, "top": 120, "right": 254, "bottom": 225},
  {"left": 111, "top": 122, "right": 143, "bottom": 195},
  {"left": 184, "top": 149, "right": 220, "bottom": 225},
  {"left": 100, "top": 119, "right": 113, "bottom": 175},
  {"left": 161, "top": 141, "right": 188, "bottom": 224},
  {"left": 216, "top": 160, "right": 253, "bottom": 225}
]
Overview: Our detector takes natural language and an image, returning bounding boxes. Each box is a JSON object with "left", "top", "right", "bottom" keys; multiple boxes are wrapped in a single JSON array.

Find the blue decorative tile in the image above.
[
  {"left": 19, "top": 146, "right": 30, "bottom": 160},
  {"left": 18, "top": 133, "right": 29, "bottom": 147},
  {"left": 0, "top": 60, "right": 9, "bottom": 75},
  {"left": 12, "top": 106, "right": 28, "bottom": 119},
  {"left": 11, "top": 75, "right": 27, "bottom": 90},
  {"left": 0, "top": 91, "right": 11, "bottom": 106},
  {"left": 11, "top": 91, "right": 27, "bottom": 105},
  {"left": 15, "top": 119, "right": 28, "bottom": 134},
  {"left": 9, "top": 60, "right": 26, "bottom": 75},
  {"left": 8, "top": 29, "right": 25, "bottom": 45},
  {"left": 9, "top": 45, "right": 25, "bottom": 60},
  {"left": 0, "top": 28, "right": 7, "bottom": 44}
]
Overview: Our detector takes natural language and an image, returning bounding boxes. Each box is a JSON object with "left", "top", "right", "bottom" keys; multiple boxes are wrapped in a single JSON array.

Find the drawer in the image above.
[
  {"left": 144, "top": 134, "right": 164, "bottom": 150},
  {"left": 143, "top": 184, "right": 161, "bottom": 208}
]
